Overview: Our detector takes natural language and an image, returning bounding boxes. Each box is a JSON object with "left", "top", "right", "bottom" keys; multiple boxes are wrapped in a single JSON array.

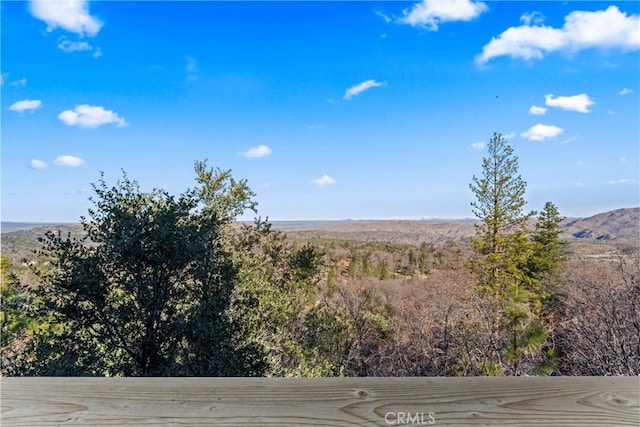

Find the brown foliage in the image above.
[
  {"left": 555, "top": 254, "right": 640, "bottom": 375},
  {"left": 311, "top": 238, "right": 639, "bottom": 377}
]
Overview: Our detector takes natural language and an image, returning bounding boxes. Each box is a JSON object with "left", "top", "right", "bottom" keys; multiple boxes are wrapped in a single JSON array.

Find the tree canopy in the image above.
[{"left": 2, "top": 161, "right": 322, "bottom": 376}]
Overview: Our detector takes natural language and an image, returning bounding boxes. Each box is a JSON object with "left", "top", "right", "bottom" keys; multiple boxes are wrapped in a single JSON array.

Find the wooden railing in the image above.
[{"left": 1, "top": 377, "right": 638, "bottom": 426}]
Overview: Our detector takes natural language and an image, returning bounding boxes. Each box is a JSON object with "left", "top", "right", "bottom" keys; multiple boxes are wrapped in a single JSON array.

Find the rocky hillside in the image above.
[
  {"left": 284, "top": 208, "right": 640, "bottom": 244},
  {"left": 561, "top": 208, "right": 639, "bottom": 241}
]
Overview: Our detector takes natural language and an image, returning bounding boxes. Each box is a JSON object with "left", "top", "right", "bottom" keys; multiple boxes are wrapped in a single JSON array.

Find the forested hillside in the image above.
[{"left": 2, "top": 138, "right": 638, "bottom": 377}]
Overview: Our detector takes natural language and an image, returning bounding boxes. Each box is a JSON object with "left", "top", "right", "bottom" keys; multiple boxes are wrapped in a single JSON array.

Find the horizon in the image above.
[
  {"left": 2, "top": 1, "right": 639, "bottom": 223},
  {"left": 2, "top": 205, "right": 638, "bottom": 228}
]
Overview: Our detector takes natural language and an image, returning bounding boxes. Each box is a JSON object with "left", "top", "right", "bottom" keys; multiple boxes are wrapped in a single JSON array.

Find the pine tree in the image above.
[
  {"left": 469, "top": 132, "right": 547, "bottom": 375},
  {"left": 529, "top": 201, "right": 567, "bottom": 282},
  {"left": 469, "top": 132, "right": 535, "bottom": 296},
  {"left": 502, "top": 281, "right": 546, "bottom": 376}
]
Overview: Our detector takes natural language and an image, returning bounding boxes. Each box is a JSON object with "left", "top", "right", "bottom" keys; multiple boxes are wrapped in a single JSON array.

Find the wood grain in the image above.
[{"left": 1, "top": 377, "right": 638, "bottom": 426}]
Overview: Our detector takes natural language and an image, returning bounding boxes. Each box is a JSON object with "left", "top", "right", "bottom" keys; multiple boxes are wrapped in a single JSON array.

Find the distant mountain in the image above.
[
  {"left": 561, "top": 208, "right": 639, "bottom": 241},
  {"left": 1, "top": 222, "right": 73, "bottom": 233},
  {"left": 2, "top": 209, "right": 637, "bottom": 250},
  {"left": 282, "top": 209, "right": 639, "bottom": 244}
]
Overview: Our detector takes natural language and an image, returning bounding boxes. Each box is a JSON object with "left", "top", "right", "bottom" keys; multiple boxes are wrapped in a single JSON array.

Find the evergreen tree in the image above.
[
  {"left": 502, "top": 281, "right": 546, "bottom": 376},
  {"left": 469, "top": 132, "right": 536, "bottom": 295},
  {"left": 469, "top": 132, "right": 547, "bottom": 375},
  {"left": 529, "top": 201, "right": 567, "bottom": 282},
  {"left": 26, "top": 167, "right": 252, "bottom": 376},
  {"left": 3, "top": 161, "right": 322, "bottom": 377}
]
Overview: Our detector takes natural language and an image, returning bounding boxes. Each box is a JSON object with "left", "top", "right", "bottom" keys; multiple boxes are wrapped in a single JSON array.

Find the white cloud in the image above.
[
  {"left": 503, "top": 132, "right": 516, "bottom": 140},
  {"left": 57, "top": 36, "right": 101, "bottom": 57},
  {"left": 521, "top": 124, "right": 563, "bottom": 141},
  {"left": 313, "top": 174, "right": 336, "bottom": 186},
  {"left": 607, "top": 109, "right": 616, "bottom": 115},
  {"left": 620, "top": 157, "right": 626, "bottom": 162},
  {"left": 520, "top": 11, "right": 545, "bottom": 26},
  {"left": 58, "top": 105, "right": 127, "bottom": 128},
  {"left": 58, "top": 39, "right": 92, "bottom": 53},
  {"left": 0, "top": 73, "right": 27, "bottom": 87},
  {"left": 307, "top": 125, "right": 324, "bottom": 130},
  {"left": 529, "top": 105, "right": 547, "bottom": 115},
  {"left": 618, "top": 87, "right": 633, "bottom": 95},
  {"left": 344, "top": 79, "right": 386, "bottom": 100},
  {"left": 10, "top": 77, "right": 27, "bottom": 87},
  {"left": 241, "top": 144, "right": 272, "bottom": 158},
  {"left": 477, "top": 26, "right": 565, "bottom": 64},
  {"left": 30, "top": 159, "right": 47, "bottom": 169},
  {"left": 608, "top": 178, "right": 638, "bottom": 185},
  {"left": 544, "top": 93, "right": 595, "bottom": 113},
  {"left": 559, "top": 135, "right": 578, "bottom": 144},
  {"left": 399, "top": 0, "right": 488, "bottom": 30},
  {"left": 29, "top": 0, "right": 103, "bottom": 37},
  {"left": 54, "top": 155, "right": 85, "bottom": 167},
  {"left": 476, "top": 6, "right": 639, "bottom": 64},
  {"left": 375, "top": 10, "right": 391, "bottom": 24},
  {"left": 8, "top": 99, "right": 42, "bottom": 113},
  {"left": 471, "top": 141, "right": 485, "bottom": 150}
]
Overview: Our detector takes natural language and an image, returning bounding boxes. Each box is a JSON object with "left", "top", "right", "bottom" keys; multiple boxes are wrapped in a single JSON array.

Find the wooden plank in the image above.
[{"left": 1, "top": 377, "right": 638, "bottom": 426}]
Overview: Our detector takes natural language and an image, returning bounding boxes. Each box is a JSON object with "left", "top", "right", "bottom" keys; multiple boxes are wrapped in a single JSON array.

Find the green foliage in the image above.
[
  {"left": 193, "top": 160, "right": 257, "bottom": 222},
  {"left": 326, "top": 266, "right": 338, "bottom": 291},
  {"left": 2, "top": 161, "right": 324, "bottom": 377},
  {"left": 303, "top": 286, "right": 392, "bottom": 376},
  {"left": 1, "top": 257, "right": 31, "bottom": 345},
  {"left": 481, "top": 361, "right": 505, "bottom": 377},
  {"left": 376, "top": 259, "right": 390, "bottom": 280},
  {"left": 470, "top": 133, "right": 533, "bottom": 255},
  {"left": 348, "top": 247, "right": 359, "bottom": 279},
  {"left": 528, "top": 202, "right": 567, "bottom": 282},
  {"left": 469, "top": 132, "right": 536, "bottom": 296},
  {"left": 469, "top": 132, "right": 555, "bottom": 375},
  {"left": 360, "top": 252, "right": 372, "bottom": 278},
  {"left": 501, "top": 282, "right": 547, "bottom": 375},
  {"left": 227, "top": 219, "right": 324, "bottom": 377},
  {"left": 290, "top": 243, "right": 324, "bottom": 284},
  {"left": 418, "top": 243, "right": 431, "bottom": 274},
  {"left": 26, "top": 169, "right": 244, "bottom": 375},
  {"left": 1, "top": 255, "right": 69, "bottom": 376}
]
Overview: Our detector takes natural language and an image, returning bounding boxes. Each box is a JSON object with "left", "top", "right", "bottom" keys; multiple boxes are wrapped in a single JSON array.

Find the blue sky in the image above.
[{"left": 2, "top": 1, "right": 639, "bottom": 222}]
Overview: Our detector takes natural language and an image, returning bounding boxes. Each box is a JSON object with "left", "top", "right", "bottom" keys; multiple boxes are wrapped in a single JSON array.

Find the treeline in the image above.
[{"left": 1, "top": 137, "right": 638, "bottom": 376}]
